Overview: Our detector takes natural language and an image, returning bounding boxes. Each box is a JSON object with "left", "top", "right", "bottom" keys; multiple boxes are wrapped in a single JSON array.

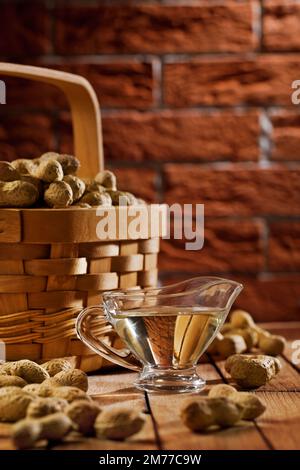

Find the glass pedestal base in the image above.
[{"left": 134, "top": 366, "right": 205, "bottom": 393}]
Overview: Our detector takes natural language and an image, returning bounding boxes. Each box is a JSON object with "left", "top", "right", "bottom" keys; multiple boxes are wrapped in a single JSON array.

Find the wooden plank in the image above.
[
  {"left": 88, "top": 370, "right": 141, "bottom": 399},
  {"left": 147, "top": 363, "right": 268, "bottom": 450},
  {"left": 112, "top": 254, "right": 144, "bottom": 272},
  {"left": 0, "top": 424, "right": 14, "bottom": 450},
  {"left": 89, "top": 258, "right": 112, "bottom": 273},
  {"left": 79, "top": 242, "right": 119, "bottom": 258},
  {"left": 68, "top": 339, "right": 106, "bottom": 357},
  {"left": 41, "top": 338, "right": 73, "bottom": 360},
  {"left": 0, "top": 293, "right": 27, "bottom": 314},
  {"left": 0, "top": 260, "right": 24, "bottom": 274},
  {"left": 50, "top": 243, "right": 79, "bottom": 259},
  {"left": 24, "top": 258, "right": 87, "bottom": 275},
  {"left": 90, "top": 255, "right": 144, "bottom": 273},
  {"left": 76, "top": 273, "right": 118, "bottom": 291},
  {"left": 28, "top": 291, "right": 85, "bottom": 309},
  {"left": 32, "top": 319, "right": 75, "bottom": 336},
  {"left": 255, "top": 392, "right": 300, "bottom": 450},
  {"left": 0, "top": 310, "right": 42, "bottom": 326},
  {"left": 0, "top": 243, "right": 50, "bottom": 260},
  {"left": 46, "top": 275, "right": 77, "bottom": 291},
  {"left": 0, "top": 332, "right": 40, "bottom": 344},
  {"left": 0, "top": 209, "right": 21, "bottom": 243},
  {"left": 5, "top": 343, "right": 41, "bottom": 361},
  {"left": 119, "top": 241, "right": 139, "bottom": 255},
  {"left": 139, "top": 238, "right": 160, "bottom": 254},
  {"left": 34, "top": 307, "right": 79, "bottom": 324},
  {"left": 138, "top": 269, "right": 158, "bottom": 287},
  {"left": 45, "top": 244, "right": 79, "bottom": 312},
  {"left": 52, "top": 417, "right": 156, "bottom": 451},
  {"left": 51, "top": 371, "right": 157, "bottom": 450},
  {"left": 78, "top": 354, "right": 104, "bottom": 373},
  {"left": 144, "top": 253, "right": 158, "bottom": 270},
  {"left": 22, "top": 208, "right": 101, "bottom": 243},
  {"left": 22, "top": 205, "right": 165, "bottom": 243},
  {"left": 0, "top": 275, "right": 47, "bottom": 293},
  {"left": 86, "top": 291, "right": 102, "bottom": 306},
  {"left": 260, "top": 322, "right": 300, "bottom": 338},
  {"left": 119, "top": 272, "right": 138, "bottom": 289},
  {"left": 0, "top": 321, "right": 42, "bottom": 336},
  {"left": 1, "top": 324, "right": 299, "bottom": 450}
]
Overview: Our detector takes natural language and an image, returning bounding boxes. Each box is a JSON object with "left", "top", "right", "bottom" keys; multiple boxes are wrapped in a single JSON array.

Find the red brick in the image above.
[
  {"left": 164, "top": 165, "right": 300, "bottom": 216},
  {"left": 3, "top": 61, "right": 155, "bottom": 110},
  {"left": 164, "top": 56, "right": 300, "bottom": 106},
  {"left": 159, "top": 220, "right": 264, "bottom": 273},
  {"left": 268, "top": 222, "right": 300, "bottom": 271},
  {"left": 0, "top": 113, "right": 55, "bottom": 161},
  {"left": 234, "top": 275, "right": 300, "bottom": 321},
  {"left": 57, "top": 113, "right": 158, "bottom": 200},
  {"left": 0, "top": 2, "right": 51, "bottom": 55},
  {"left": 113, "top": 167, "right": 158, "bottom": 202},
  {"left": 54, "top": 3, "right": 257, "bottom": 54},
  {"left": 58, "top": 112, "right": 72, "bottom": 155},
  {"left": 59, "top": 62, "right": 154, "bottom": 109},
  {"left": 159, "top": 273, "right": 300, "bottom": 322},
  {"left": 102, "top": 111, "right": 260, "bottom": 163},
  {"left": 270, "top": 111, "right": 300, "bottom": 161},
  {"left": 3, "top": 76, "right": 65, "bottom": 110},
  {"left": 264, "top": 1, "right": 300, "bottom": 51}
]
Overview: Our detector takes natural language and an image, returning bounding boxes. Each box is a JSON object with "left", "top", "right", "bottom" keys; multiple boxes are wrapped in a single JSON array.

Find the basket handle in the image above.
[{"left": 0, "top": 62, "right": 104, "bottom": 177}]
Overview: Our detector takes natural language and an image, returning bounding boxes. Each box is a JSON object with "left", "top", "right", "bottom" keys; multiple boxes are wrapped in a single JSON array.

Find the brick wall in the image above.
[{"left": 0, "top": 0, "right": 300, "bottom": 321}]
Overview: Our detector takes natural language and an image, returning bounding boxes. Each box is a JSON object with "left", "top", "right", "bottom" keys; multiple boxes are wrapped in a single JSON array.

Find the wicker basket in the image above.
[{"left": 0, "top": 63, "right": 165, "bottom": 372}]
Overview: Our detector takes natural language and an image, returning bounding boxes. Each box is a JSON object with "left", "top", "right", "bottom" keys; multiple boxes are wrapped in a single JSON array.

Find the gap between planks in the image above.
[
  {"left": 146, "top": 363, "right": 269, "bottom": 450},
  {"left": 53, "top": 370, "right": 159, "bottom": 451},
  {"left": 53, "top": 323, "right": 300, "bottom": 451},
  {"left": 1, "top": 323, "right": 299, "bottom": 450},
  {"left": 205, "top": 328, "right": 300, "bottom": 450}
]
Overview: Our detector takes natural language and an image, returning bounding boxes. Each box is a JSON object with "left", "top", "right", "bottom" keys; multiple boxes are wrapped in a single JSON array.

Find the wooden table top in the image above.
[{"left": 1, "top": 322, "right": 300, "bottom": 451}]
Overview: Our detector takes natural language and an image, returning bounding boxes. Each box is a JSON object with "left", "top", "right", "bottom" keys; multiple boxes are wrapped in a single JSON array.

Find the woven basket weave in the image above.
[{"left": 0, "top": 63, "right": 164, "bottom": 372}]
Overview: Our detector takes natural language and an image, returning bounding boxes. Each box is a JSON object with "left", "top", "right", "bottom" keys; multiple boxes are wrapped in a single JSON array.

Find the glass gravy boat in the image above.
[{"left": 76, "top": 277, "right": 243, "bottom": 393}]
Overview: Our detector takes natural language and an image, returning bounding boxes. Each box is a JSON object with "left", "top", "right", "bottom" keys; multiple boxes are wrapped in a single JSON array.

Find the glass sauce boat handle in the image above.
[{"left": 76, "top": 306, "right": 141, "bottom": 371}]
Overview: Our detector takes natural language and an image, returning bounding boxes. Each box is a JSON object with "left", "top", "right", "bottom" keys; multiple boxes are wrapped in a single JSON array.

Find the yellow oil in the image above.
[{"left": 111, "top": 307, "right": 225, "bottom": 369}]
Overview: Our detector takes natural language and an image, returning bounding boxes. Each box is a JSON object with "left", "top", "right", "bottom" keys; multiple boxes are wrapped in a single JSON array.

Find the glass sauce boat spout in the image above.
[{"left": 166, "top": 276, "right": 244, "bottom": 313}]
